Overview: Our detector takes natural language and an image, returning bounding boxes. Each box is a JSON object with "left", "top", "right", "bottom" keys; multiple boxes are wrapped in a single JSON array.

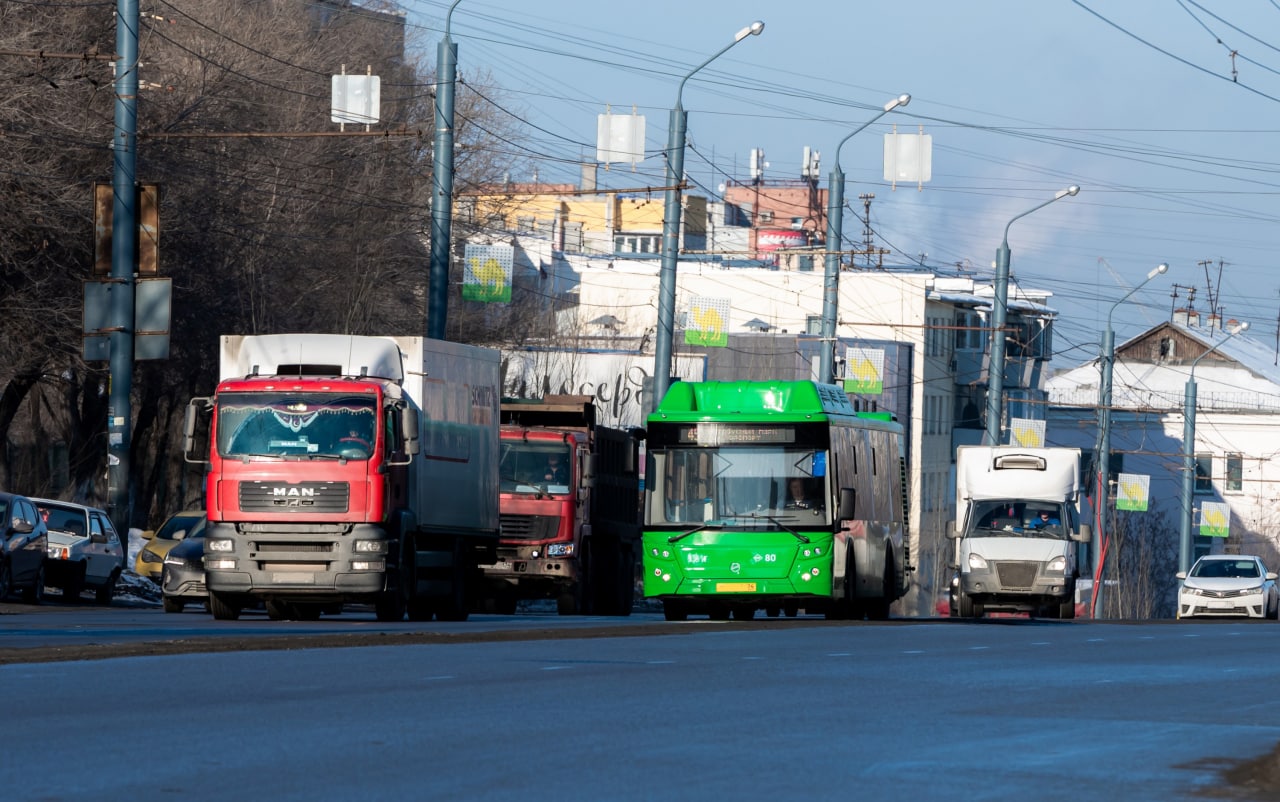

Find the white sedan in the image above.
[{"left": 1177, "top": 555, "right": 1279, "bottom": 619}]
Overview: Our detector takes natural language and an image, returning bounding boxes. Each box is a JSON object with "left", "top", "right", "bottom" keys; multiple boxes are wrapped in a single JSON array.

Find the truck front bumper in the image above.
[
  {"left": 959, "top": 562, "right": 1072, "bottom": 607},
  {"left": 203, "top": 522, "right": 390, "bottom": 597}
]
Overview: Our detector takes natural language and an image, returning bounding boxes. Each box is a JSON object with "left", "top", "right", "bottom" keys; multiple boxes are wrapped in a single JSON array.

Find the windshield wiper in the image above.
[
  {"left": 668, "top": 524, "right": 712, "bottom": 544},
  {"left": 750, "top": 512, "right": 810, "bottom": 543}
]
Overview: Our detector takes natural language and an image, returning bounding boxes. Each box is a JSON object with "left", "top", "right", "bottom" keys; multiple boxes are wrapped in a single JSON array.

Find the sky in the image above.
[{"left": 390, "top": 0, "right": 1280, "bottom": 369}]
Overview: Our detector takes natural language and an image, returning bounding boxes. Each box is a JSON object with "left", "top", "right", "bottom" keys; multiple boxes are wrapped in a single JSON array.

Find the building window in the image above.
[
  {"left": 1195, "top": 453, "right": 1213, "bottom": 494},
  {"left": 1226, "top": 453, "right": 1243, "bottom": 492},
  {"left": 954, "top": 311, "right": 983, "bottom": 351},
  {"left": 805, "top": 316, "right": 821, "bottom": 335}
]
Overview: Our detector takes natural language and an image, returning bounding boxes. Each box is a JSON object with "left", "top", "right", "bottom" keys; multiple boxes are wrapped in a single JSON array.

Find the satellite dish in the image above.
[{"left": 717, "top": 184, "right": 726, "bottom": 193}]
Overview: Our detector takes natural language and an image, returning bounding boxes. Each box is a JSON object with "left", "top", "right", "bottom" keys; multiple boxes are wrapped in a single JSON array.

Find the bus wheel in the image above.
[
  {"left": 731, "top": 606, "right": 756, "bottom": 620},
  {"left": 765, "top": 606, "right": 781, "bottom": 618},
  {"left": 662, "top": 600, "right": 688, "bottom": 621},
  {"left": 784, "top": 603, "right": 799, "bottom": 617},
  {"left": 708, "top": 603, "right": 730, "bottom": 621}
]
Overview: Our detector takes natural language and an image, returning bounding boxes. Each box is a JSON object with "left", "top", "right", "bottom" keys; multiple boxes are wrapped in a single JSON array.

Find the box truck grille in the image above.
[
  {"left": 995, "top": 561, "right": 1037, "bottom": 589},
  {"left": 500, "top": 514, "right": 560, "bottom": 540},
  {"left": 239, "top": 481, "right": 349, "bottom": 513}
]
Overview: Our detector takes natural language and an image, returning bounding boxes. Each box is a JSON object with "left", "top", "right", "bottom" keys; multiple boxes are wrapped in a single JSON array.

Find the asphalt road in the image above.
[{"left": 3, "top": 608, "right": 1280, "bottom": 801}]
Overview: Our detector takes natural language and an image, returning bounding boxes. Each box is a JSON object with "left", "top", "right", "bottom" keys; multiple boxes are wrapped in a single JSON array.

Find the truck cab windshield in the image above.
[
  {"left": 969, "top": 500, "right": 1068, "bottom": 539},
  {"left": 216, "top": 393, "right": 378, "bottom": 460},
  {"left": 500, "top": 442, "right": 572, "bottom": 494}
]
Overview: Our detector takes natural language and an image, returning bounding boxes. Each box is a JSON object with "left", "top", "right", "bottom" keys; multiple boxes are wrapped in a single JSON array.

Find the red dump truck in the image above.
[{"left": 485, "top": 395, "right": 644, "bottom": 615}]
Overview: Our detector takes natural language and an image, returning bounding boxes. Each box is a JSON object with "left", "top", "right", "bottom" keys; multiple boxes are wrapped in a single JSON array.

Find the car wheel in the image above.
[
  {"left": 21, "top": 563, "right": 46, "bottom": 605},
  {"left": 61, "top": 570, "right": 83, "bottom": 603},
  {"left": 0, "top": 559, "right": 12, "bottom": 600},
  {"left": 95, "top": 570, "right": 118, "bottom": 605},
  {"left": 162, "top": 596, "right": 184, "bottom": 613}
]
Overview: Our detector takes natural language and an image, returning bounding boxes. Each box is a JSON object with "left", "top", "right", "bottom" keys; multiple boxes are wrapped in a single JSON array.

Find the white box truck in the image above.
[{"left": 949, "top": 446, "right": 1091, "bottom": 619}]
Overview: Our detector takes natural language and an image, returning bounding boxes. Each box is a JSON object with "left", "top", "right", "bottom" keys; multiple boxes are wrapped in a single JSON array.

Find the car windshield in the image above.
[
  {"left": 156, "top": 515, "right": 204, "bottom": 541},
  {"left": 1191, "top": 559, "right": 1260, "bottom": 579},
  {"left": 39, "top": 505, "right": 86, "bottom": 536}
]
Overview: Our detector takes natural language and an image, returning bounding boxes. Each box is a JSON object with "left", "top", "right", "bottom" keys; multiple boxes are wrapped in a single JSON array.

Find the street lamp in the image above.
[
  {"left": 817, "top": 93, "right": 911, "bottom": 386},
  {"left": 1091, "top": 263, "right": 1168, "bottom": 612},
  {"left": 428, "top": 0, "right": 465, "bottom": 340},
  {"left": 652, "top": 21, "right": 765, "bottom": 411},
  {"left": 983, "top": 185, "right": 1080, "bottom": 445},
  {"left": 1179, "top": 321, "right": 1249, "bottom": 574}
]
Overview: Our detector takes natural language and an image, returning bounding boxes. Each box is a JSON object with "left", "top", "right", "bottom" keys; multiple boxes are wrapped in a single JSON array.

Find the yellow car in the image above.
[{"left": 134, "top": 510, "right": 206, "bottom": 583}]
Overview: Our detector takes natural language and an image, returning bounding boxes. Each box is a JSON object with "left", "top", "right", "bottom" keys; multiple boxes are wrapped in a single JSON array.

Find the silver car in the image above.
[{"left": 32, "top": 499, "right": 126, "bottom": 604}]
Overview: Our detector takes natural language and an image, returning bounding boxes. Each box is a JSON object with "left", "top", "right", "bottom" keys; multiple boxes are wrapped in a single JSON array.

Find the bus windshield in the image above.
[
  {"left": 645, "top": 445, "right": 830, "bottom": 527},
  {"left": 216, "top": 393, "right": 378, "bottom": 460}
]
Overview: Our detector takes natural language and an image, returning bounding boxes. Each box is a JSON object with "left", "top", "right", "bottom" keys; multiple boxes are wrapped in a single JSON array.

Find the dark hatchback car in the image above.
[
  {"left": 0, "top": 491, "right": 49, "bottom": 604},
  {"left": 161, "top": 531, "right": 207, "bottom": 613}
]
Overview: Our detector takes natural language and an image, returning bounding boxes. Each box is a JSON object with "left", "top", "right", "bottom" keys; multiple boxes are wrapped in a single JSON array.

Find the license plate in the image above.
[
  {"left": 494, "top": 561, "right": 513, "bottom": 571},
  {"left": 272, "top": 572, "right": 315, "bottom": 584},
  {"left": 1208, "top": 600, "right": 1232, "bottom": 609},
  {"left": 716, "top": 582, "right": 757, "bottom": 592}
]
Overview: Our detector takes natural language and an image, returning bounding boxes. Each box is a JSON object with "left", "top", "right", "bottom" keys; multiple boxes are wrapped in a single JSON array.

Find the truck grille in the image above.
[
  {"left": 995, "top": 561, "right": 1037, "bottom": 590},
  {"left": 500, "top": 514, "right": 560, "bottom": 540},
  {"left": 239, "top": 481, "right": 349, "bottom": 513}
]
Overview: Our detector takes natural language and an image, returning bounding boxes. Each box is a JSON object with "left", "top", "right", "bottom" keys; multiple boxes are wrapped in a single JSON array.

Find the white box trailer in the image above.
[{"left": 949, "top": 446, "right": 1091, "bottom": 619}]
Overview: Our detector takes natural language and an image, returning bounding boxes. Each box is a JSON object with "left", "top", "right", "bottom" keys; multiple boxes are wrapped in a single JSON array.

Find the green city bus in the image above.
[{"left": 642, "top": 380, "right": 909, "bottom": 620}]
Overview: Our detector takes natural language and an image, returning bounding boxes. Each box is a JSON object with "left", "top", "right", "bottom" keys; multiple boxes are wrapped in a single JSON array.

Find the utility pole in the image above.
[
  {"left": 428, "top": 0, "right": 464, "bottom": 341},
  {"left": 108, "top": 0, "right": 139, "bottom": 531}
]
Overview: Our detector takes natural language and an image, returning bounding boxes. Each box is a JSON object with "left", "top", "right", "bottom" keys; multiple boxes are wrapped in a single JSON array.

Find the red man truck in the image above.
[
  {"left": 184, "top": 334, "right": 500, "bottom": 622},
  {"left": 485, "top": 395, "right": 643, "bottom": 615}
]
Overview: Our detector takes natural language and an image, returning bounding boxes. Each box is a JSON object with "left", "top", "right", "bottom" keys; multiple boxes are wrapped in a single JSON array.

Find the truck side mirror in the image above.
[
  {"left": 836, "top": 487, "right": 856, "bottom": 520},
  {"left": 401, "top": 406, "right": 420, "bottom": 455},
  {"left": 582, "top": 453, "right": 597, "bottom": 489},
  {"left": 1073, "top": 524, "right": 1092, "bottom": 543},
  {"left": 182, "top": 399, "right": 211, "bottom": 465},
  {"left": 946, "top": 524, "right": 961, "bottom": 540}
]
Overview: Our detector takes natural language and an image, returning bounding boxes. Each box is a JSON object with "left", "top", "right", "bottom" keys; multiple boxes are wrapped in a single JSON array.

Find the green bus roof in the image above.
[{"left": 651, "top": 380, "right": 895, "bottom": 425}]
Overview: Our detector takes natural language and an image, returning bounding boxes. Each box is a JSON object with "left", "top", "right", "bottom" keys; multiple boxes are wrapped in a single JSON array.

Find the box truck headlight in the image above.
[
  {"left": 547, "top": 543, "right": 573, "bottom": 557},
  {"left": 207, "top": 538, "right": 234, "bottom": 552},
  {"left": 967, "top": 553, "right": 988, "bottom": 571},
  {"left": 205, "top": 558, "right": 236, "bottom": 570},
  {"left": 354, "top": 540, "right": 388, "bottom": 554},
  {"left": 352, "top": 559, "right": 385, "bottom": 571},
  {"left": 1046, "top": 555, "right": 1067, "bottom": 574}
]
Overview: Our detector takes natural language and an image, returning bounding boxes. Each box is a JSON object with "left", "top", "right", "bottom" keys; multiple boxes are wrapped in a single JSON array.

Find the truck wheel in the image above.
[
  {"left": 407, "top": 598, "right": 436, "bottom": 622},
  {"left": 22, "top": 564, "right": 45, "bottom": 605},
  {"left": 266, "top": 600, "right": 292, "bottom": 620},
  {"left": 957, "top": 587, "right": 975, "bottom": 618},
  {"left": 866, "top": 557, "right": 894, "bottom": 620},
  {"left": 375, "top": 590, "right": 406, "bottom": 622},
  {"left": 0, "top": 559, "right": 11, "bottom": 600},
  {"left": 162, "top": 597, "right": 184, "bottom": 613},
  {"left": 95, "top": 570, "right": 118, "bottom": 605},
  {"left": 616, "top": 548, "right": 636, "bottom": 617},
  {"left": 557, "top": 591, "right": 581, "bottom": 616},
  {"left": 209, "top": 590, "right": 242, "bottom": 621},
  {"left": 293, "top": 603, "right": 323, "bottom": 621},
  {"left": 1059, "top": 600, "right": 1076, "bottom": 620}
]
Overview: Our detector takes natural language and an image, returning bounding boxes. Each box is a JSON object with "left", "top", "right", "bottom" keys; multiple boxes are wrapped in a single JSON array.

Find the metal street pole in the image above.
[
  {"left": 652, "top": 21, "right": 765, "bottom": 411},
  {"left": 428, "top": 0, "right": 464, "bottom": 341},
  {"left": 1090, "top": 262, "right": 1168, "bottom": 617},
  {"left": 818, "top": 94, "right": 910, "bottom": 386},
  {"left": 1179, "top": 321, "right": 1248, "bottom": 573},
  {"left": 983, "top": 185, "right": 1080, "bottom": 445},
  {"left": 108, "top": 0, "right": 139, "bottom": 532}
]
